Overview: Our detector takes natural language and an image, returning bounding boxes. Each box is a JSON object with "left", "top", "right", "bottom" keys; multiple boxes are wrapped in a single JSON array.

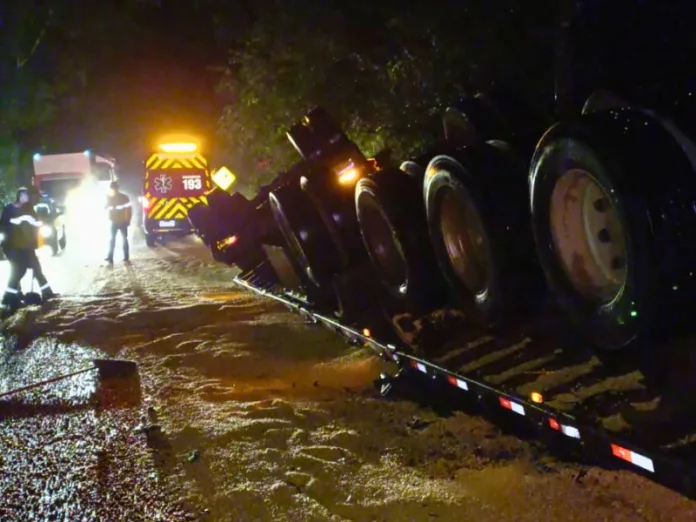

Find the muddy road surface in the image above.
[{"left": 0, "top": 235, "right": 695, "bottom": 521}]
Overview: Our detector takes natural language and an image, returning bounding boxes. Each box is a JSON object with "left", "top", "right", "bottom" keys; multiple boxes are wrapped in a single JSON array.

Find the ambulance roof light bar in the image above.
[{"left": 158, "top": 142, "right": 198, "bottom": 154}]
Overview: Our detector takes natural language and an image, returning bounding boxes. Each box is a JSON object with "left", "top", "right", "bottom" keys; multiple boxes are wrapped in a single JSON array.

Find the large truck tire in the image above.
[
  {"left": 300, "top": 171, "right": 366, "bottom": 270},
  {"left": 286, "top": 108, "right": 346, "bottom": 160},
  {"left": 529, "top": 108, "right": 696, "bottom": 351},
  {"left": 581, "top": 90, "right": 631, "bottom": 115},
  {"left": 424, "top": 145, "right": 546, "bottom": 329},
  {"left": 355, "top": 167, "right": 446, "bottom": 315},
  {"left": 442, "top": 95, "right": 511, "bottom": 147},
  {"left": 473, "top": 90, "right": 547, "bottom": 146},
  {"left": 443, "top": 90, "right": 547, "bottom": 152},
  {"left": 268, "top": 183, "right": 341, "bottom": 308}
]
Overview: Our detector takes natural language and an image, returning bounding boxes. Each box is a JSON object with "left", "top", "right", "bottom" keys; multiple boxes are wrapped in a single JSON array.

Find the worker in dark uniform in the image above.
[
  {"left": 105, "top": 181, "right": 132, "bottom": 265},
  {"left": 0, "top": 189, "right": 28, "bottom": 305},
  {"left": 0, "top": 187, "right": 56, "bottom": 310},
  {"left": 26, "top": 186, "right": 55, "bottom": 296}
]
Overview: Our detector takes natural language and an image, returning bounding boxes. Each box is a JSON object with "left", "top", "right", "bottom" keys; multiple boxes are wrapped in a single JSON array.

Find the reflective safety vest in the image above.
[
  {"left": 0, "top": 203, "right": 42, "bottom": 250},
  {"left": 106, "top": 192, "right": 132, "bottom": 225}
]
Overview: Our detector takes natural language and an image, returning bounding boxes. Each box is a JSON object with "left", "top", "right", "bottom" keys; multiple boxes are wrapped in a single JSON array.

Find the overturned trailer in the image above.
[{"left": 189, "top": 0, "right": 696, "bottom": 499}]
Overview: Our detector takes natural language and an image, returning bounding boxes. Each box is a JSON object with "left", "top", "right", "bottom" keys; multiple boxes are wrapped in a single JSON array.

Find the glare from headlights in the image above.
[
  {"left": 64, "top": 183, "right": 112, "bottom": 254},
  {"left": 40, "top": 225, "right": 53, "bottom": 238}
]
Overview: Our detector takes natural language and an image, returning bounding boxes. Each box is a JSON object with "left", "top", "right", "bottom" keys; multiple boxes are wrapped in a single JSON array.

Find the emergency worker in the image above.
[
  {"left": 0, "top": 187, "right": 55, "bottom": 309},
  {"left": 26, "top": 186, "right": 55, "bottom": 294},
  {"left": 105, "top": 181, "right": 132, "bottom": 264}
]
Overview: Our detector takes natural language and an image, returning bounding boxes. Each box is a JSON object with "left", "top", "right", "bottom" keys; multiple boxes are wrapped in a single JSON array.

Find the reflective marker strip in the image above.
[
  {"left": 9, "top": 215, "right": 42, "bottom": 226},
  {"left": 499, "top": 397, "right": 525, "bottom": 416},
  {"left": 611, "top": 444, "right": 655, "bottom": 473},
  {"left": 562, "top": 426, "right": 581, "bottom": 439},
  {"left": 107, "top": 203, "right": 132, "bottom": 210},
  {"left": 548, "top": 418, "right": 581, "bottom": 439},
  {"left": 446, "top": 375, "right": 469, "bottom": 391},
  {"left": 410, "top": 360, "right": 427, "bottom": 374}
]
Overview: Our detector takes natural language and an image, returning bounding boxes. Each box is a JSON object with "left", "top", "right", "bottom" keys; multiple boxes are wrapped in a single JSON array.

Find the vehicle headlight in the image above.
[{"left": 40, "top": 225, "right": 53, "bottom": 238}]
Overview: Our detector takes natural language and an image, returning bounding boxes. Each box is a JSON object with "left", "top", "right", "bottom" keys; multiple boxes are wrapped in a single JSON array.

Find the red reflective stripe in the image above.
[{"left": 611, "top": 444, "right": 633, "bottom": 463}]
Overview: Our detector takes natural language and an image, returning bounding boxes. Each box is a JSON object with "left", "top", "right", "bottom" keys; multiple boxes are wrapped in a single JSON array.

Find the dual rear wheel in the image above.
[
  {"left": 530, "top": 108, "right": 696, "bottom": 350},
  {"left": 269, "top": 99, "right": 696, "bottom": 357}
]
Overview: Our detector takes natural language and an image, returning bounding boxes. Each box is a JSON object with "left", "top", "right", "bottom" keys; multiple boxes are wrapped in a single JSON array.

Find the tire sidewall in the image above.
[
  {"left": 424, "top": 156, "right": 503, "bottom": 321},
  {"left": 355, "top": 178, "right": 411, "bottom": 301},
  {"left": 268, "top": 184, "right": 341, "bottom": 288},
  {"left": 530, "top": 126, "right": 654, "bottom": 349}
]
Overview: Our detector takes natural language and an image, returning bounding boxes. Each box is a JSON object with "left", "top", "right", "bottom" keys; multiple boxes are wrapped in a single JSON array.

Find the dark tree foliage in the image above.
[
  {"left": 1, "top": 0, "right": 562, "bottom": 196},
  {"left": 0, "top": 0, "right": 159, "bottom": 196},
  {"left": 217, "top": 0, "right": 557, "bottom": 188}
]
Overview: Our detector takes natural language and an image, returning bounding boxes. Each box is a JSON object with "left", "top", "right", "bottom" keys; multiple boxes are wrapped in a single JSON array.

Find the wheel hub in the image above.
[
  {"left": 438, "top": 188, "right": 492, "bottom": 298},
  {"left": 549, "top": 169, "right": 628, "bottom": 303}
]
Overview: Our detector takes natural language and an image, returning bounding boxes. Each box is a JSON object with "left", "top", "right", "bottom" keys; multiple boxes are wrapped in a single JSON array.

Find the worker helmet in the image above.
[{"left": 15, "top": 187, "right": 28, "bottom": 201}]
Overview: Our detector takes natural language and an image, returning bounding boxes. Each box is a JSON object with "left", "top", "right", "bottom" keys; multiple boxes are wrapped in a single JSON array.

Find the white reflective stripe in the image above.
[
  {"left": 9, "top": 215, "right": 42, "bottom": 227},
  {"left": 39, "top": 284, "right": 51, "bottom": 291},
  {"left": 499, "top": 397, "right": 526, "bottom": 416},
  {"left": 447, "top": 376, "right": 469, "bottom": 391},
  {"left": 4, "top": 288, "right": 19, "bottom": 294},
  {"left": 107, "top": 203, "right": 131, "bottom": 211},
  {"left": 561, "top": 425, "right": 581, "bottom": 439},
  {"left": 611, "top": 444, "right": 655, "bottom": 473}
]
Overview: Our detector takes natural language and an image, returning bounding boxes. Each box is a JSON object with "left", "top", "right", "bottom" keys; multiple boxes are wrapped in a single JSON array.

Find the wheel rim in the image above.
[
  {"left": 549, "top": 168, "right": 628, "bottom": 304},
  {"left": 359, "top": 195, "right": 408, "bottom": 293},
  {"left": 437, "top": 187, "right": 492, "bottom": 298}
]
